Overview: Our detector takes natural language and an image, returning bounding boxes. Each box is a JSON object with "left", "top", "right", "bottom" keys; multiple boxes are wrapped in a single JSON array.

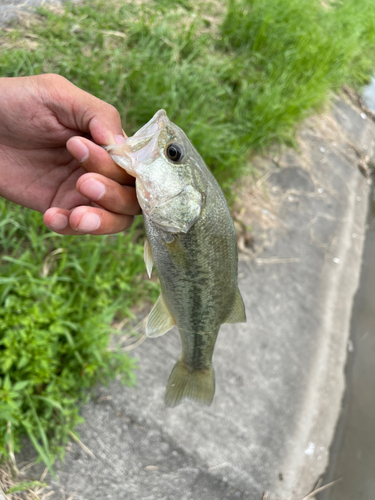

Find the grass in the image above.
[
  {"left": 0, "top": 459, "right": 48, "bottom": 500},
  {"left": 1, "top": 0, "right": 374, "bottom": 188},
  {"left": 220, "top": 0, "right": 375, "bottom": 150},
  {"left": 0, "top": 199, "right": 158, "bottom": 468},
  {"left": 0, "top": 0, "right": 375, "bottom": 469}
]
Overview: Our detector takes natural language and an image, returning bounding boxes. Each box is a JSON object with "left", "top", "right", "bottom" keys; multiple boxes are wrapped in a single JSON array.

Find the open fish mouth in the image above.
[{"left": 102, "top": 109, "right": 168, "bottom": 176}]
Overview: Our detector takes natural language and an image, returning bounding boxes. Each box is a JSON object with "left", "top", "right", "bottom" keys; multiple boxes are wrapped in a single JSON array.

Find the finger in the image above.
[
  {"left": 43, "top": 208, "right": 73, "bottom": 234},
  {"left": 44, "top": 207, "right": 134, "bottom": 235},
  {"left": 76, "top": 173, "right": 141, "bottom": 216},
  {"left": 66, "top": 136, "right": 135, "bottom": 185},
  {"left": 70, "top": 206, "right": 134, "bottom": 234}
]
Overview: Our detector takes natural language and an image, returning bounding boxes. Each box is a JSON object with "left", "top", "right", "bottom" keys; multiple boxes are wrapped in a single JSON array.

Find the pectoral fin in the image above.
[
  {"left": 144, "top": 238, "right": 154, "bottom": 278},
  {"left": 225, "top": 288, "right": 246, "bottom": 324},
  {"left": 146, "top": 294, "right": 176, "bottom": 338}
]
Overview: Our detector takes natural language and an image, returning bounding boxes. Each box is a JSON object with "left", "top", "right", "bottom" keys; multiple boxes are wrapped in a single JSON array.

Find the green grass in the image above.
[
  {"left": 0, "top": 0, "right": 375, "bottom": 467},
  {"left": 220, "top": 0, "right": 375, "bottom": 149},
  {"left": 0, "top": 200, "right": 158, "bottom": 466},
  {"left": 1, "top": 0, "right": 374, "bottom": 187}
]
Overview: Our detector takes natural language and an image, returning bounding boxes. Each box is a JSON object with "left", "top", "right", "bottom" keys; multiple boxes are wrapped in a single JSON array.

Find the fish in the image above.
[{"left": 104, "top": 110, "right": 246, "bottom": 407}]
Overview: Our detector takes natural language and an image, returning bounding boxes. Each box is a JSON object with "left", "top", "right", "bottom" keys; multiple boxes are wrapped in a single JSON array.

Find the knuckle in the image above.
[
  {"left": 107, "top": 104, "right": 121, "bottom": 122},
  {"left": 41, "top": 73, "right": 68, "bottom": 86}
]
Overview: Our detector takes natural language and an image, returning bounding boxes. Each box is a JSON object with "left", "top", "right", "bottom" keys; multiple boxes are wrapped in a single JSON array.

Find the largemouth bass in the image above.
[{"left": 105, "top": 110, "right": 246, "bottom": 407}]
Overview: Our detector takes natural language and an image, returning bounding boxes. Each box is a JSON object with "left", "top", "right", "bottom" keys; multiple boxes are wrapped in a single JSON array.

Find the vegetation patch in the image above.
[
  {"left": 1, "top": 0, "right": 374, "bottom": 188},
  {"left": 0, "top": 200, "right": 158, "bottom": 468}
]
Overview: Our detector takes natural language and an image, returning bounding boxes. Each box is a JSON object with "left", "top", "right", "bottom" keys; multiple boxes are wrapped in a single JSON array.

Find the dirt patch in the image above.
[{"left": 0, "top": 458, "right": 48, "bottom": 500}]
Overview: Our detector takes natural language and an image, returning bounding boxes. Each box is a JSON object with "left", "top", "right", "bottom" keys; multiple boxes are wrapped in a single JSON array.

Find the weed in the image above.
[{"left": 0, "top": 199, "right": 158, "bottom": 464}]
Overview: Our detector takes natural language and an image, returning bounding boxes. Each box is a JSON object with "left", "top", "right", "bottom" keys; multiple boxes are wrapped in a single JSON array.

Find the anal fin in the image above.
[
  {"left": 225, "top": 288, "right": 246, "bottom": 324},
  {"left": 146, "top": 294, "right": 175, "bottom": 338}
]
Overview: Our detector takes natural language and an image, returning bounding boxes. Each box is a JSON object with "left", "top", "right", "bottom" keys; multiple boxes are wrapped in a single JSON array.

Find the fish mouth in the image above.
[{"left": 103, "top": 109, "right": 168, "bottom": 176}]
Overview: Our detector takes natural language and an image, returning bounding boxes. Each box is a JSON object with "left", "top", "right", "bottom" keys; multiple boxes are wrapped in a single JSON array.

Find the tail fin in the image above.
[{"left": 165, "top": 358, "right": 215, "bottom": 408}]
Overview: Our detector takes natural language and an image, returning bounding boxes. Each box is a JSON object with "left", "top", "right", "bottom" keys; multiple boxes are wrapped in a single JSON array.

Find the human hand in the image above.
[{"left": 0, "top": 74, "right": 141, "bottom": 235}]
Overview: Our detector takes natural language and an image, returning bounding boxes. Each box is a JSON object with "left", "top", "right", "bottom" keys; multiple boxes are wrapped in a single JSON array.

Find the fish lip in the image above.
[
  {"left": 104, "top": 109, "right": 169, "bottom": 175},
  {"left": 130, "top": 109, "right": 168, "bottom": 146}
]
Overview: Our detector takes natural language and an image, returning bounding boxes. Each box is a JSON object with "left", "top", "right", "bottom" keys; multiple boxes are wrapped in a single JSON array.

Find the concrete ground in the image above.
[{"left": 17, "top": 95, "right": 373, "bottom": 500}]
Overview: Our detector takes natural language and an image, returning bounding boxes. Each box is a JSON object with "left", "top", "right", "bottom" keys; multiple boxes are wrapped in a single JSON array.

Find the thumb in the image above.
[{"left": 42, "top": 74, "right": 127, "bottom": 145}]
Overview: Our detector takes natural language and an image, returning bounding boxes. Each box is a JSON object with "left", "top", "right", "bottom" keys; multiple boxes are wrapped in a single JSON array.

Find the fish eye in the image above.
[{"left": 166, "top": 143, "right": 184, "bottom": 162}]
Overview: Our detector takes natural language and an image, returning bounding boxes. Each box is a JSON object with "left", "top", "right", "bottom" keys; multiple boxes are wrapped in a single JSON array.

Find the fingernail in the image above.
[
  {"left": 49, "top": 213, "right": 68, "bottom": 230},
  {"left": 80, "top": 178, "right": 106, "bottom": 201},
  {"left": 69, "top": 138, "right": 89, "bottom": 163},
  {"left": 114, "top": 134, "right": 127, "bottom": 144},
  {"left": 77, "top": 213, "right": 101, "bottom": 232}
]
